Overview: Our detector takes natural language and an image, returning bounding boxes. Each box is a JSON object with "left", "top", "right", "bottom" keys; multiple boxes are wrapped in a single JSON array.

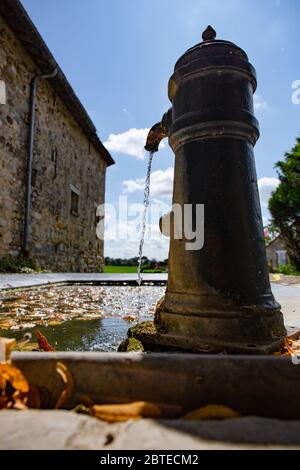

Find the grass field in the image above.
[{"left": 103, "top": 265, "right": 137, "bottom": 273}]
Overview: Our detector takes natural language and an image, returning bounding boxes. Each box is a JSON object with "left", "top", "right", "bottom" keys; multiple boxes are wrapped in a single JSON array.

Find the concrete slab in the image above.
[
  {"left": 0, "top": 410, "right": 299, "bottom": 449},
  {"left": 272, "top": 283, "right": 300, "bottom": 327}
]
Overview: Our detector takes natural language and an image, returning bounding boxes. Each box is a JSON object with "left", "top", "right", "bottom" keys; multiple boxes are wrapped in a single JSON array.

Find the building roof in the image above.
[
  {"left": 0, "top": 0, "right": 114, "bottom": 166},
  {"left": 266, "top": 234, "right": 283, "bottom": 249}
]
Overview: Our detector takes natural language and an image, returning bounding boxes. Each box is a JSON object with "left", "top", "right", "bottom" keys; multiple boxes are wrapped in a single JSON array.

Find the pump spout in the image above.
[{"left": 145, "top": 109, "right": 172, "bottom": 153}]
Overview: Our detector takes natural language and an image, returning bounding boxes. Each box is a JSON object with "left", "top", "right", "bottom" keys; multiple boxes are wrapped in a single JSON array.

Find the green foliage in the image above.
[
  {"left": 268, "top": 136, "right": 300, "bottom": 270},
  {"left": 276, "top": 263, "right": 300, "bottom": 276},
  {"left": 141, "top": 268, "right": 165, "bottom": 273},
  {"left": 104, "top": 257, "right": 139, "bottom": 267},
  {"left": 0, "top": 255, "right": 37, "bottom": 273},
  {"left": 103, "top": 265, "right": 137, "bottom": 273},
  {"left": 104, "top": 257, "right": 168, "bottom": 273}
]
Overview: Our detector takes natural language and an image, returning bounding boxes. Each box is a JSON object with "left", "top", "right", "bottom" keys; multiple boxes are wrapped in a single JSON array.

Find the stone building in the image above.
[
  {"left": 0, "top": 0, "right": 114, "bottom": 272},
  {"left": 266, "top": 235, "right": 289, "bottom": 271}
]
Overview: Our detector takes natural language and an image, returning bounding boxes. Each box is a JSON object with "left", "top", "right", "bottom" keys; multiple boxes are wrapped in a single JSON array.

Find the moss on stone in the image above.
[
  {"left": 128, "top": 321, "right": 159, "bottom": 339},
  {"left": 118, "top": 337, "right": 144, "bottom": 352}
]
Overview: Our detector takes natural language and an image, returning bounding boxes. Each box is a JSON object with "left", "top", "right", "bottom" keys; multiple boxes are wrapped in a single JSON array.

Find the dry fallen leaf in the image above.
[
  {"left": 90, "top": 401, "right": 161, "bottom": 423},
  {"left": 0, "top": 319, "right": 13, "bottom": 330},
  {"left": 35, "top": 330, "right": 54, "bottom": 352},
  {"left": 123, "top": 315, "right": 137, "bottom": 322},
  {"left": 0, "top": 338, "right": 16, "bottom": 363},
  {"left": 0, "top": 363, "right": 30, "bottom": 410},
  {"left": 0, "top": 363, "right": 30, "bottom": 394},
  {"left": 54, "top": 362, "right": 74, "bottom": 409},
  {"left": 184, "top": 404, "right": 240, "bottom": 420},
  {"left": 273, "top": 337, "right": 299, "bottom": 356}
]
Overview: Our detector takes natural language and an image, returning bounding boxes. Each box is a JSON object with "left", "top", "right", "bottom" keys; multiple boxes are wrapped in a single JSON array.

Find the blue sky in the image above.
[{"left": 22, "top": 0, "right": 300, "bottom": 259}]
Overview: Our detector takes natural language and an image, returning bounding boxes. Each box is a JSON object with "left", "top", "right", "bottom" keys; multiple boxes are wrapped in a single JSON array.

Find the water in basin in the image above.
[{"left": 0, "top": 285, "right": 164, "bottom": 351}]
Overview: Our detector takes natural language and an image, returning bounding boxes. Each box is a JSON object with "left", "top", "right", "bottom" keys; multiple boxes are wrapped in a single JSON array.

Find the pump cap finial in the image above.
[{"left": 202, "top": 25, "right": 216, "bottom": 41}]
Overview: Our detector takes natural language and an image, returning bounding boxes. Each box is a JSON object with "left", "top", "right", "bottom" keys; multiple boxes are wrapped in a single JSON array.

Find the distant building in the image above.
[
  {"left": 0, "top": 0, "right": 114, "bottom": 272},
  {"left": 266, "top": 234, "right": 289, "bottom": 271}
]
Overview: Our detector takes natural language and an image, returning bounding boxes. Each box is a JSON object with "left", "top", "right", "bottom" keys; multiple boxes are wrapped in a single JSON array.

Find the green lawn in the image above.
[{"left": 103, "top": 265, "right": 137, "bottom": 273}]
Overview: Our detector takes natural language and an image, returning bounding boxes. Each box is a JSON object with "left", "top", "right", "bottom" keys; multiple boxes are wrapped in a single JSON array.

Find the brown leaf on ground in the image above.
[
  {"left": 90, "top": 401, "right": 161, "bottom": 423},
  {"left": 54, "top": 362, "right": 74, "bottom": 409},
  {"left": 0, "top": 363, "right": 29, "bottom": 394},
  {"left": 284, "top": 337, "right": 295, "bottom": 355},
  {"left": 273, "top": 337, "right": 300, "bottom": 356},
  {"left": 184, "top": 404, "right": 240, "bottom": 420},
  {"left": 0, "top": 363, "right": 30, "bottom": 410}
]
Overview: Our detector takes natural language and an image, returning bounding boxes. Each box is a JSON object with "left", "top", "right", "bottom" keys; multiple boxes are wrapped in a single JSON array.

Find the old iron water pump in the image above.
[{"left": 138, "top": 26, "right": 287, "bottom": 353}]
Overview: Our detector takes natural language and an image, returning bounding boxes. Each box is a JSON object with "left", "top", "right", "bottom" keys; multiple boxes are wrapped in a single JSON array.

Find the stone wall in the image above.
[{"left": 0, "top": 16, "right": 107, "bottom": 272}]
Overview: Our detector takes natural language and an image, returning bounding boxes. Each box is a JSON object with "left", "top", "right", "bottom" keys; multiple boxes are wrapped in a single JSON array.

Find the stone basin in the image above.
[
  {"left": 0, "top": 351, "right": 299, "bottom": 449},
  {"left": 11, "top": 352, "right": 300, "bottom": 419}
]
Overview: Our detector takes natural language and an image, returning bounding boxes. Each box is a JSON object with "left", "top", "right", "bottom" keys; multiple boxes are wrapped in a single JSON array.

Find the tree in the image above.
[{"left": 268, "top": 137, "right": 300, "bottom": 270}]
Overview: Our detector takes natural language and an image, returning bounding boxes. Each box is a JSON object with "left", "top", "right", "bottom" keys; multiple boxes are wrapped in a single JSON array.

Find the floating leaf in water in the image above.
[
  {"left": 122, "top": 315, "right": 137, "bottom": 322},
  {"left": 0, "top": 285, "right": 165, "bottom": 352},
  {"left": 0, "top": 319, "right": 13, "bottom": 329},
  {"left": 35, "top": 330, "right": 54, "bottom": 351}
]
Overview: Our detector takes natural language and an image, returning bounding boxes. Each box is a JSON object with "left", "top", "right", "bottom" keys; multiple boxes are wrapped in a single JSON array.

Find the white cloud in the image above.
[
  {"left": 123, "top": 167, "right": 174, "bottom": 198},
  {"left": 124, "top": 171, "right": 278, "bottom": 213},
  {"left": 254, "top": 95, "right": 268, "bottom": 111},
  {"left": 105, "top": 237, "right": 169, "bottom": 260},
  {"left": 104, "top": 175, "right": 280, "bottom": 259},
  {"left": 104, "top": 199, "right": 170, "bottom": 260},
  {"left": 258, "top": 177, "right": 279, "bottom": 209},
  {"left": 104, "top": 128, "right": 165, "bottom": 160},
  {"left": 122, "top": 178, "right": 145, "bottom": 193}
]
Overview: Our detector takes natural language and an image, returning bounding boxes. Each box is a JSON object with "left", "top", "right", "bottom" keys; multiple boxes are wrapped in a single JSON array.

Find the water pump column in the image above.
[{"left": 132, "top": 26, "right": 286, "bottom": 353}]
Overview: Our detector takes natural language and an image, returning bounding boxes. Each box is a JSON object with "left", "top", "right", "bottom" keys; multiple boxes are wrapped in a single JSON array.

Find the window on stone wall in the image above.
[{"left": 70, "top": 188, "right": 79, "bottom": 216}]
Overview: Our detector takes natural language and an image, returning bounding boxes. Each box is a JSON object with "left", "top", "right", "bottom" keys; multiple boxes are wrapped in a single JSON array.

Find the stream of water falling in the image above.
[{"left": 137, "top": 151, "right": 154, "bottom": 288}]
